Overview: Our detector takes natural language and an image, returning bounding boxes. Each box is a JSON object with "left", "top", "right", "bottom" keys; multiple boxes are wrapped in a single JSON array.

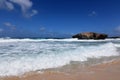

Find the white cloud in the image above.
[
  {"left": 4, "top": 22, "right": 16, "bottom": 30},
  {"left": 10, "top": 0, "right": 32, "bottom": 13},
  {"left": 88, "top": 11, "right": 97, "bottom": 16},
  {"left": 30, "top": 9, "right": 38, "bottom": 17},
  {"left": 0, "top": 0, "right": 38, "bottom": 17},
  {"left": 24, "top": 9, "right": 38, "bottom": 17},
  {"left": 0, "top": 0, "right": 14, "bottom": 10}
]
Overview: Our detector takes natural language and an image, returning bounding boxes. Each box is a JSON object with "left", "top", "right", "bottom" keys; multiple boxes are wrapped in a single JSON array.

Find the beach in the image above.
[
  {"left": 0, "top": 0, "right": 120, "bottom": 79},
  {"left": 1, "top": 59, "right": 120, "bottom": 80}
]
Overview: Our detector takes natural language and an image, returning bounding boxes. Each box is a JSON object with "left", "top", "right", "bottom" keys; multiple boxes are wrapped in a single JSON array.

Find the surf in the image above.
[{"left": 0, "top": 38, "right": 119, "bottom": 76}]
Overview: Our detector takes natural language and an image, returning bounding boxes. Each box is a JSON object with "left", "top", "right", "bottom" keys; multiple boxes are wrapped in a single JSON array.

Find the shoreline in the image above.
[{"left": 1, "top": 59, "right": 120, "bottom": 80}]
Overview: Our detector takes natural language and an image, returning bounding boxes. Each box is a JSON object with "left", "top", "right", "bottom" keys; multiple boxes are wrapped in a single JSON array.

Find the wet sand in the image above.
[{"left": 1, "top": 59, "right": 120, "bottom": 80}]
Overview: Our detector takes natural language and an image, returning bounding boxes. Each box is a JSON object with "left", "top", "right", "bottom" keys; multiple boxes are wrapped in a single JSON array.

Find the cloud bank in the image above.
[{"left": 0, "top": 0, "right": 38, "bottom": 17}]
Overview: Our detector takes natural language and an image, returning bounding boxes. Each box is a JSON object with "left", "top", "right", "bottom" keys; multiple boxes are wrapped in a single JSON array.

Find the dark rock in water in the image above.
[{"left": 72, "top": 32, "right": 108, "bottom": 39}]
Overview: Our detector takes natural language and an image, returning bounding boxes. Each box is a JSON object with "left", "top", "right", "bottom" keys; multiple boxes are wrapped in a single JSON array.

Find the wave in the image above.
[
  {"left": 0, "top": 38, "right": 120, "bottom": 42},
  {"left": 0, "top": 39, "right": 119, "bottom": 76}
]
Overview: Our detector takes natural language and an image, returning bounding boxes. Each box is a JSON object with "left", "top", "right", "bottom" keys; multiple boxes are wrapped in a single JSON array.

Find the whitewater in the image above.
[{"left": 0, "top": 38, "right": 120, "bottom": 76}]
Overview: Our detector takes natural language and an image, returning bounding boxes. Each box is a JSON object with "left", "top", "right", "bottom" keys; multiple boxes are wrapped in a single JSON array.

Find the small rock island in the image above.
[{"left": 72, "top": 32, "right": 108, "bottom": 39}]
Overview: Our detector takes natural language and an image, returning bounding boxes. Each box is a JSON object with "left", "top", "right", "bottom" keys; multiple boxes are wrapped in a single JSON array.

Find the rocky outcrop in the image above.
[{"left": 72, "top": 32, "right": 108, "bottom": 39}]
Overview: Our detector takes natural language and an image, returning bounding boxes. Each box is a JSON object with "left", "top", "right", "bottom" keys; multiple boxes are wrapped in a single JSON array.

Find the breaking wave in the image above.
[{"left": 0, "top": 38, "right": 120, "bottom": 76}]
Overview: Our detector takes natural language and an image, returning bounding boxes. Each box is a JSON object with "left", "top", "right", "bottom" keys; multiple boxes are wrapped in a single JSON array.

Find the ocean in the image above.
[{"left": 0, "top": 38, "right": 120, "bottom": 76}]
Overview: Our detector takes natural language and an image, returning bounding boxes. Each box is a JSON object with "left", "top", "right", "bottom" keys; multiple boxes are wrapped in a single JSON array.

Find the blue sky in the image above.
[{"left": 0, "top": 0, "right": 120, "bottom": 38}]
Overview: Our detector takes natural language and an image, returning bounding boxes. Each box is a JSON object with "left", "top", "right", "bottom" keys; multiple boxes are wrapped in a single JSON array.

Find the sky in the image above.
[{"left": 0, "top": 0, "right": 120, "bottom": 38}]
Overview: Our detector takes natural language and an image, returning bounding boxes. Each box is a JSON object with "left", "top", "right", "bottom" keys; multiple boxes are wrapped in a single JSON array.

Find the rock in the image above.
[{"left": 72, "top": 32, "right": 108, "bottom": 39}]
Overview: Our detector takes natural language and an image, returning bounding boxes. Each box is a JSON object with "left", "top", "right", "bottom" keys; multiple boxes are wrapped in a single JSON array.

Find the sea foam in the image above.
[{"left": 0, "top": 38, "right": 119, "bottom": 76}]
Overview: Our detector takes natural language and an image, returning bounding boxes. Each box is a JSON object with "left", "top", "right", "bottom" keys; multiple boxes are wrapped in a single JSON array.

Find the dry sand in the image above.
[{"left": 1, "top": 59, "right": 120, "bottom": 80}]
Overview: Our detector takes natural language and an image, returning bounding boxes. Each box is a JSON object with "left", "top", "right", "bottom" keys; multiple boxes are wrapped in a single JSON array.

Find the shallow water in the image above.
[{"left": 0, "top": 38, "right": 120, "bottom": 76}]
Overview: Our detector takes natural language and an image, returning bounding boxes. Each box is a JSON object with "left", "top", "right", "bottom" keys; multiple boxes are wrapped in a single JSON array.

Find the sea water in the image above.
[{"left": 0, "top": 38, "right": 120, "bottom": 76}]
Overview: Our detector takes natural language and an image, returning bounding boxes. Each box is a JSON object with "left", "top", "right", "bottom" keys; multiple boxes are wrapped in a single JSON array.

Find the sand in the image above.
[{"left": 1, "top": 59, "right": 120, "bottom": 80}]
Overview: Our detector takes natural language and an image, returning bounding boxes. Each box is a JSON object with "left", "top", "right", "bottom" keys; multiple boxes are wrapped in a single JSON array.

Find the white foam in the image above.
[
  {"left": 0, "top": 39, "right": 119, "bottom": 76},
  {"left": 0, "top": 38, "right": 120, "bottom": 42},
  {"left": 114, "top": 44, "right": 120, "bottom": 47},
  {"left": 0, "top": 38, "right": 79, "bottom": 42}
]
